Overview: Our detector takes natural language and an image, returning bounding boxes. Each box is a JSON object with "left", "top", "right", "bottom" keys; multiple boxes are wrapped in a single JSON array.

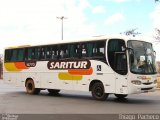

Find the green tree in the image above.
[
  {"left": 154, "top": 28, "right": 160, "bottom": 42},
  {"left": 120, "top": 28, "right": 141, "bottom": 37},
  {"left": 157, "top": 61, "right": 160, "bottom": 73}
]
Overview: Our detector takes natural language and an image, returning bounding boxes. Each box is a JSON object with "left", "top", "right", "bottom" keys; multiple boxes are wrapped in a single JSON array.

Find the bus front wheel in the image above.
[
  {"left": 91, "top": 82, "right": 108, "bottom": 101},
  {"left": 26, "top": 79, "right": 40, "bottom": 94}
]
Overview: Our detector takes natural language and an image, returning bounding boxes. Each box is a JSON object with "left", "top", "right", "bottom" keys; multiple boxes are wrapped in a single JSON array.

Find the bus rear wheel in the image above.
[
  {"left": 115, "top": 94, "right": 128, "bottom": 99},
  {"left": 26, "top": 79, "right": 40, "bottom": 94},
  {"left": 91, "top": 82, "right": 108, "bottom": 101},
  {"left": 48, "top": 89, "right": 60, "bottom": 95}
]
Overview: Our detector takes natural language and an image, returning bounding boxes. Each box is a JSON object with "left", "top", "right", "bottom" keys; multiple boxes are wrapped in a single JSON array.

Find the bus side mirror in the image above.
[{"left": 154, "top": 51, "right": 156, "bottom": 56}]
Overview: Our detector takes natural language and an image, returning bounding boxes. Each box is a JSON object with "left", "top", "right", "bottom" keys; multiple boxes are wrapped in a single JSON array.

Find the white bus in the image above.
[{"left": 3, "top": 36, "right": 157, "bottom": 100}]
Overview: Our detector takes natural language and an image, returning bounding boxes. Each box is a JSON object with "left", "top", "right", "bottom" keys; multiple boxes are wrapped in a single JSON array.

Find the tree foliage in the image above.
[
  {"left": 120, "top": 28, "right": 141, "bottom": 37},
  {"left": 155, "top": 0, "right": 160, "bottom": 2},
  {"left": 154, "top": 28, "right": 160, "bottom": 42},
  {"left": 157, "top": 62, "right": 160, "bottom": 73}
]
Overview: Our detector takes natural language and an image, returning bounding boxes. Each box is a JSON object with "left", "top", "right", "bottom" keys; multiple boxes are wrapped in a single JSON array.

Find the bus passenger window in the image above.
[
  {"left": 81, "top": 41, "right": 105, "bottom": 61},
  {"left": 59, "top": 45, "right": 68, "bottom": 59},
  {"left": 46, "top": 47, "right": 52, "bottom": 59},
  {"left": 93, "top": 41, "right": 105, "bottom": 59},
  {"left": 38, "top": 47, "right": 47, "bottom": 60},
  {"left": 11, "top": 49, "right": 18, "bottom": 61},
  {"left": 50, "top": 46, "right": 58, "bottom": 60},
  {"left": 5, "top": 50, "right": 12, "bottom": 62},
  {"left": 81, "top": 43, "right": 87, "bottom": 57},
  {"left": 17, "top": 49, "right": 25, "bottom": 61},
  {"left": 68, "top": 44, "right": 81, "bottom": 58}
]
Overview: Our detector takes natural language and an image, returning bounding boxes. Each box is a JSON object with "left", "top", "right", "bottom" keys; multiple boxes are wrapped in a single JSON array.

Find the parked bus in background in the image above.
[{"left": 3, "top": 36, "right": 157, "bottom": 100}]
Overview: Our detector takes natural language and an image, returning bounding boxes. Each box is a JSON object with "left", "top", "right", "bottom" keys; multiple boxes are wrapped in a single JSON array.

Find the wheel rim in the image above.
[
  {"left": 28, "top": 83, "right": 33, "bottom": 91},
  {"left": 95, "top": 86, "right": 103, "bottom": 97}
]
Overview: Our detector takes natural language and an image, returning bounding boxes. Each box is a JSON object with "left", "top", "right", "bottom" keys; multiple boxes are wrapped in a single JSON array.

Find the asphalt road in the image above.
[
  {"left": 0, "top": 80, "right": 160, "bottom": 115},
  {"left": 0, "top": 81, "right": 160, "bottom": 114}
]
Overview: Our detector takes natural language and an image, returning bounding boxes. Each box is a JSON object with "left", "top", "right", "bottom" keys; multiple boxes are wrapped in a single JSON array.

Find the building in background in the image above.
[
  {"left": 156, "top": 61, "right": 160, "bottom": 88},
  {"left": 0, "top": 54, "right": 3, "bottom": 79}
]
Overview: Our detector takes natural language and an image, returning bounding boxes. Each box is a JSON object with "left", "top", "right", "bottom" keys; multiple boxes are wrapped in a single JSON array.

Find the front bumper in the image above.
[{"left": 129, "top": 84, "right": 157, "bottom": 94}]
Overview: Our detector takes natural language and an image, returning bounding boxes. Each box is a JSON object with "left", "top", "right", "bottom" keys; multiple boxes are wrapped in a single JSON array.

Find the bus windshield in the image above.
[{"left": 128, "top": 40, "right": 156, "bottom": 74}]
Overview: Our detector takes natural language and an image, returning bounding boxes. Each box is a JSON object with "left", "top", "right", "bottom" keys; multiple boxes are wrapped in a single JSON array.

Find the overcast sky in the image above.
[{"left": 0, "top": 0, "right": 160, "bottom": 60}]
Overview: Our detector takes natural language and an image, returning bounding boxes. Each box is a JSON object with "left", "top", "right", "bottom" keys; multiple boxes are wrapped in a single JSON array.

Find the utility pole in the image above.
[{"left": 57, "top": 16, "right": 67, "bottom": 40}]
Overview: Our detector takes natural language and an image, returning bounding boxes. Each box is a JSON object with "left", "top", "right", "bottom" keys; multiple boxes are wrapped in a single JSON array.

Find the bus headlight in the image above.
[
  {"left": 154, "top": 80, "right": 157, "bottom": 84},
  {"left": 131, "top": 80, "right": 142, "bottom": 85}
]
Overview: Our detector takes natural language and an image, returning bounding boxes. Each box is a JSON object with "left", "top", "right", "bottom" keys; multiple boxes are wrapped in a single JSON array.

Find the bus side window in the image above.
[
  {"left": 24, "top": 48, "right": 28, "bottom": 61},
  {"left": 77, "top": 44, "right": 82, "bottom": 58},
  {"left": 17, "top": 49, "right": 25, "bottom": 61},
  {"left": 46, "top": 46, "right": 52, "bottom": 59},
  {"left": 51, "top": 46, "right": 58, "bottom": 60},
  {"left": 93, "top": 41, "right": 105, "bottom": 57},
  {"left": 26, "top": 48, "right": 35, "bottom": 60},
  {"left": 81, "top": 43, "right": 87, "bottom": 57},
  {"left": 68, "top": 44, "right": 81, "bottom": 58},
  {"left": 68, "top": 44, "right": 75, "bottom": 58},
  {"left": 87, "top": 42, "right": 94, "bottom": 57},
  {"left": 81, "top": 42, "right": 97, "bottom": 58},
  {"left": 39, "top": 47, "right": 47, "bottom": 60},
  {"left": 11, "top": 49, "right": 18, "bottom": 61},
  {"left": 35, "top": 47, "right": 40, "bottom": 60},
  {"left": 5, "top": 50, "right": 12, "bottom": 62},
  {"left": 31, "top": 48, "right": 37, "bottom": 60},
  {"left": 59, "top": 44, "right": 68, "bottom": 59}
]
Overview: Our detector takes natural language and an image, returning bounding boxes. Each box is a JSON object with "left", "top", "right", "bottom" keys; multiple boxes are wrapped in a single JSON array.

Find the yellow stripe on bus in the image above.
[
  {"left": 58, "top": 72, "right": 82, "bottom": 80},
  {"left": 4, "top": 63, "right": 22, "bottom": 72}
]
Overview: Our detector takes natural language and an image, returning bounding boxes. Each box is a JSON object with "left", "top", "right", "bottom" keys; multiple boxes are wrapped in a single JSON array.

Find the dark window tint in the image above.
[
  {"left": 5, "top": 49, "right": 25, "bottom": 62},
  {"left": 59, "top": 44, "right": 68, "bottom": 59},
  {"left": 39, "top": 47, "right": 47, "bottom": 60},
  {"left": 50, "top": 46, "right": 59, "bottom": 59},
  {"left": 81, "top": 41, "right": 105, "bottom": 60},
  {"left": 68, "top": 44, "right": 81, "bottom": 58},
  {"left": 107, "top": 39, "right": 127, "bottom": 75},
  {"left": 17, "top": 49, "right": 25, "bottom": 61},
  {"left": 5, "top": 50, "right": 12, "bottom": 62}
]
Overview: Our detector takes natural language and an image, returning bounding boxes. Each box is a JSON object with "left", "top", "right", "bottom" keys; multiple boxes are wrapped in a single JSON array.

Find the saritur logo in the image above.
[{"left": 47, "top": 60, "right": 91, "bottom": 70}]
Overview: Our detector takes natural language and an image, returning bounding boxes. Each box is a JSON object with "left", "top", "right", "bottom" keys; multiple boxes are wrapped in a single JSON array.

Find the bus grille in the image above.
[
  {"left": 142, "top": 82, "right": 152, "bottom": 85},
  {"left": 141, "top": 87, "right": 153, "bottom": 91}
]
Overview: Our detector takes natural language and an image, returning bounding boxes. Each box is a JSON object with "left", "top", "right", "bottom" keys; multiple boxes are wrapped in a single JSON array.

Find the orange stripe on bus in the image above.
[
  {"left": 14, "top": 62, "right": 28, "bottom": 69},
  {"left": 68, "top": 67, "right": 93, "bottom": 75}
]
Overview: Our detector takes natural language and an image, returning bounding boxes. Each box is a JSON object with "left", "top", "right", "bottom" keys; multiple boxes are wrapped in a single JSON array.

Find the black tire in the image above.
[
  {"left": 91, "top": 82, "right": 108, "bottom": 101},
  {"left": 26, "top": 79, "right": 40, "bottom": 95},
  {"left": 48, "top": 89, "right": 60, "bottom": 95},
  {"left": 115, "top": 94, "right": 128, "bottom": 99}
]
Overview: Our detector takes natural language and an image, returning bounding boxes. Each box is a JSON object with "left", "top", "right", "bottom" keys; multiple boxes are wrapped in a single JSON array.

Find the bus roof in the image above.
[{"left": 5, "top": 35, "right": 148, "bottom": 50}]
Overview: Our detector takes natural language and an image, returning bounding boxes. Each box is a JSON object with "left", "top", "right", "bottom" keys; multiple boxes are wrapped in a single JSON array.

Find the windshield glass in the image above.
[{"left": 128, "top": 40, "right": 156, "bottom": 74}]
